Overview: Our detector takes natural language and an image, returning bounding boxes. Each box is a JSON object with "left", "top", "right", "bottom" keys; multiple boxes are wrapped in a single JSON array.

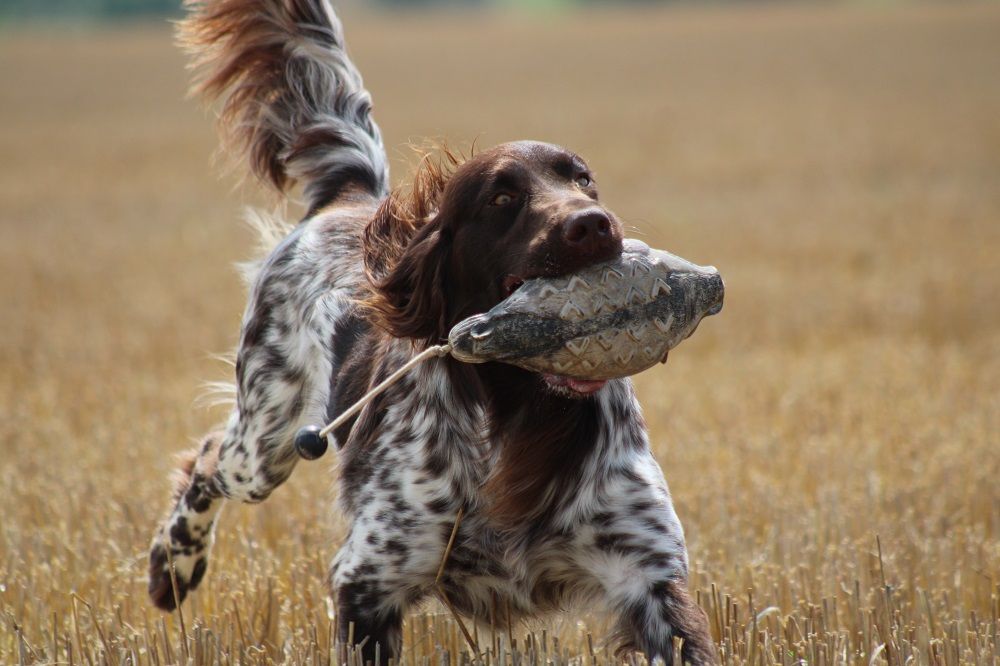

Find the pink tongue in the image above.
[{"left": 565, "top": 378, "right": 607, "bottom": 394}]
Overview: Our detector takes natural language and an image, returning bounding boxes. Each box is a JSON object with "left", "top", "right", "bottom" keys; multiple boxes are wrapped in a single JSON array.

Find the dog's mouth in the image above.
[
  {"left": 540, "top": 373, "right": 608, "bottom": 397},
  {"left": 502, "top": 273, "right": 609, "bottom": 397},
  {"left": 501, "top": 274, "right": 526, "bottom": 298}
]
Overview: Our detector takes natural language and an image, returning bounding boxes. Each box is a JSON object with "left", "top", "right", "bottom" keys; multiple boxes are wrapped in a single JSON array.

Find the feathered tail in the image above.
[{"left": 179, "top": 0, "right": 389, "bottom": 213}]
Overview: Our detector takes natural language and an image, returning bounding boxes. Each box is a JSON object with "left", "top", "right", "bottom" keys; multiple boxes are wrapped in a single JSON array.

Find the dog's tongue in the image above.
[
  {"left": 543, "top": 374, "right": 608, "bottom": 395},
  {"left": 567, "top": 378, "right": 607, "bottom": 394}
]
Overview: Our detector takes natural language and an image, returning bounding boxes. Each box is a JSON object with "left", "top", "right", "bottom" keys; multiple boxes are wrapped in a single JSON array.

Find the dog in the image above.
[{"left": 148, "top": 1, "right": 718, "bottom": 664}]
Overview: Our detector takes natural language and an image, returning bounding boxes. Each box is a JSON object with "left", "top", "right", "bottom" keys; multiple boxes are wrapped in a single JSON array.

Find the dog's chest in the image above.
[{"left": 438, "top": 520, "right": 593, "bottom": 618}]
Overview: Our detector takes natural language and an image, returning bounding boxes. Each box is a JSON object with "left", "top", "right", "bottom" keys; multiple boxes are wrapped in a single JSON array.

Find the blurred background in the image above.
[
  {"left": 0, "top": 0, "right": 980, "bottom": 22},
  {"left": 1, "top": 0, "right": 998, "bottom": 663}
]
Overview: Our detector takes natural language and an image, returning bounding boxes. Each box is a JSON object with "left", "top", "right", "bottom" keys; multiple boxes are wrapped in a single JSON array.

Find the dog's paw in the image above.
[{"left": 148, "top": 536, "right": 208, "bottom": 611}]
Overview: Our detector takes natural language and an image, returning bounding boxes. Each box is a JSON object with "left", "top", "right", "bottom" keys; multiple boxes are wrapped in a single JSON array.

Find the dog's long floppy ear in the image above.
[
  {"left": 363, "top": 193, "right": 423, "bottom": 284},
  {"left": 363, "top": 145, "right": 464, "bottom": 342},
  {"left": 365, "top": 210, "right": 452, "bottom": 344}
]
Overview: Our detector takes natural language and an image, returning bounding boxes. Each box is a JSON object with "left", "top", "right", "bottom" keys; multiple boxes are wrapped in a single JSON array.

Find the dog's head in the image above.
[{"left": 365, "top": 141, "right": 625, "bottom": 395}]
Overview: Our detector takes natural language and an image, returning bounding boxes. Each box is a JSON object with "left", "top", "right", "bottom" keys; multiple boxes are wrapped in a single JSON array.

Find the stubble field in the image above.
[{"left": 1, "top": 3, "right": 999, "bottom": 664}]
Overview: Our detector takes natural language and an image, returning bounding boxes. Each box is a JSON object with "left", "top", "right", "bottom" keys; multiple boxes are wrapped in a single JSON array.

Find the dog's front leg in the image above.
[
  {"left": 583, "top": 539, "right": 716, "bottom": 665},
  {"left": 578, "top": 454, "right": 717, "bottom": 665},
  {"left": 148, "top": 242, "right": 346, "bottom": 609},
  {"left": 334, "top": 578, "right": 405, "bottom": 666},
  {"left": 329, "top": 447, "right": 464, "bottom": 665},
  {"left": 329, "top": 515, "right": 430, "bottom": 666},
  {"left": 148, "top": 377, "right": 326, "bottom": 608},
  {"left": 609, "top": 576, "right": 716, "bottom": 666},
  {"left": 148, "top": 376, "right": 333, "bottom": 609},
  {"left": 147, "top": 430, "right": 226, "bottom": 610}
]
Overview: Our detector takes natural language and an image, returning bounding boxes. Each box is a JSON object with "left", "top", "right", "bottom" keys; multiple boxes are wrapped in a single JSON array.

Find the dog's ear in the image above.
[
  {"left": 363, "top": 147, "right": 463, "bottom": 342},
  {"left": 366, "top": 218, "right": 452, "bottom": 343},
  {"left": 363, "top": 149, "right": 450, "bottom": 282},
  {"left": 363, "top": 194, "right": 423, "bottom": 284}
]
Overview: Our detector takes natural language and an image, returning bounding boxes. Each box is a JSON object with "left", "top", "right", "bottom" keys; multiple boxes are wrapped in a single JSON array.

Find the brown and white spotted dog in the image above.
[{"left": 148, "top": 1, "right": 718, "bottom": 664}]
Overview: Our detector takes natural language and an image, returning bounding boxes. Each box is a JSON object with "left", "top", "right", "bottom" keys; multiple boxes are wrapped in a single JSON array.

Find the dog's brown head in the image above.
[
  {"left": 365, "top": 141, "right": 631, "bottom": 524},
  {"left": 365, "top": 141, "right": 624, "bottom": 386}
]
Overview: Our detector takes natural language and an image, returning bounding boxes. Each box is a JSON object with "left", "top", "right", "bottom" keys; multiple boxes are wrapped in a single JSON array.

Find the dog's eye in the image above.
[
  {"left": 575, "top": 174, "right": 592, "bottom": 188},
  {"left": 491, "top": 193, "right": 514, "bottom": 206}
]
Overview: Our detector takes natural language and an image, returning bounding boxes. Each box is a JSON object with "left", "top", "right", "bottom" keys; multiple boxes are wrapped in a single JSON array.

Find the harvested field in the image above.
[{"left": 1, "top": 3, "right": 999, "bottom": 664}]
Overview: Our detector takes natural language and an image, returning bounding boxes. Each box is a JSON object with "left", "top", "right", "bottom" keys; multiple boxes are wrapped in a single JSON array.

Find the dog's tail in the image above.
[{"left": 179, "top": 0, "right": 388, "bottom": 214}]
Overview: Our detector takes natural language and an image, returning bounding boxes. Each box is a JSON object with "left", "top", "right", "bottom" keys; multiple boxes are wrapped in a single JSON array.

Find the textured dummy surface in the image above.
[{"left": 449, "top": 239, "right": 724, "bottom": 380}]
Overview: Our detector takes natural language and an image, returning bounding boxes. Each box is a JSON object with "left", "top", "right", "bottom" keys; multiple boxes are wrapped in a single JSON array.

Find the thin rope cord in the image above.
[{"left": 318, "top": 343, "right": 452, "bottom": 438}]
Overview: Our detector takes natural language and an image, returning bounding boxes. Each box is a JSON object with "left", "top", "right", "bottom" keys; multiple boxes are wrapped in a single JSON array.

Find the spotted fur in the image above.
[{"left": 148, "top": 1, "right": 716, "bottom": 664}]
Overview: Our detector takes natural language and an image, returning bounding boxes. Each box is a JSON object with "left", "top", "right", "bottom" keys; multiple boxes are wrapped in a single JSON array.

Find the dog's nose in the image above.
[{"left": 562, "top": 209, "right": 614, "bottom": 255}]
